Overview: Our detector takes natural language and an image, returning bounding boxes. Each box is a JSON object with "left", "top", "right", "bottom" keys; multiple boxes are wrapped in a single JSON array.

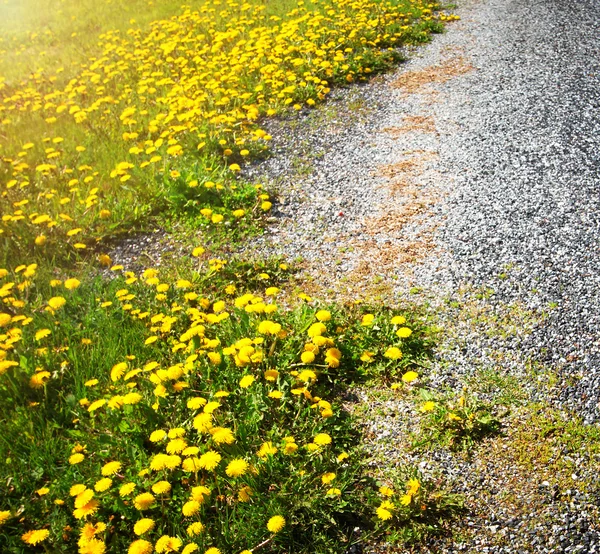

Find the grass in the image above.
[
  {"left": 0, "top": 263, "right": 450, "bottom": 552},
  {"left": 508, "top": 405, "right": 600, "bottom": 488},
  {"left": 412, "top": 388, "right": 503, "bottom": 452},
  {"left": 0, "top": 0, "right": 303, "bottom": 82}
]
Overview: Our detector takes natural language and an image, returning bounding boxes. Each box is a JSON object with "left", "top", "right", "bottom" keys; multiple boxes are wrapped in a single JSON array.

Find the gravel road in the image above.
[{"left": 243, "top": 0, "right": 600, "bottom": 551}]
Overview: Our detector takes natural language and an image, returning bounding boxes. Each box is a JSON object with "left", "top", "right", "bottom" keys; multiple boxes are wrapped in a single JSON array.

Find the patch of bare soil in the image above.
[
  {"left": 383, "top": 115, "right": 437, "bottom": 137},
  {"left": 391, "top": 55, "right": 474, "bottom": 95}
]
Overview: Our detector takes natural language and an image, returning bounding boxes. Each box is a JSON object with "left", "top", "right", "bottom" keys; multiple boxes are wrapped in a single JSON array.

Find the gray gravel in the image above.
[
  {"left": 429, "top": 0, "right": 600, "bottom": 426},
  {"left": 241, "top": 0, "right": 600, "bottom": 550}
]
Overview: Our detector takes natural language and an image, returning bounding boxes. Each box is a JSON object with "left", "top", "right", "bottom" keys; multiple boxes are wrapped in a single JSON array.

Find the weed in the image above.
[{"left": 413, "top": 388, "right": 503, "bottom": 452}]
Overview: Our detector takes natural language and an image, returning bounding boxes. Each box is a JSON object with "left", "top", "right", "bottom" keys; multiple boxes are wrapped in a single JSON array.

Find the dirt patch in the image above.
[
  {"left": 392, "top": 55, "right": 474, "bottom": 94},
  {"left": 354, "top": 236, "right": 437, "bottom": 269},
  {"left": 375, "top": 150, "right": 439, "bottom": 180},
  {"left": 364, "top": 197, "right": 439, "bottom": 235},
  {"left": 320, "top": 146, "right": 444, "bottom": 300},
  {"left": 383, "top": 115, "right": 437, "bottom": 136}
]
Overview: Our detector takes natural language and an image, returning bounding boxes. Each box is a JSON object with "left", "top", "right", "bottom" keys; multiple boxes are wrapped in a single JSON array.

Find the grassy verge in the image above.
[{"left": 0, "top": 260, "right": 454, "bottom": 552}]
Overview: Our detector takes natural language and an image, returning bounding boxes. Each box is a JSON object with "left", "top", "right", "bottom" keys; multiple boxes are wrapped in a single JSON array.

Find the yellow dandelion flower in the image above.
[
  {"left": 187, "top": 397, "right": 207, "bottom": 410},
  {"left": 128, "top": 539, "right": 153, "bottom": 554},
  {"left": 225, "top": 458, "right": 248, "bottom": 478},
  {"left": 182, "top": 500, "right": 200, "bottom": 517},
  {"left": 420, "top": 401, "right": 436, "bottom": 412},
  {"left": 379, "top": 486, "right": 394, "bottom": 497},
  {"left": 284, "top": 442, "right": 298, "bottom": 455},
  {"left": 187, "top": 522, "right": 205, "bottom": 536},
  {"left": 0, "top": 313, "right": 12, "bottom": 327},
  {"left": 401, "top": 371, "right": 418, "bottom": 383},
  {"left": 70, "top": 484, "right": 86, "bottom": 496},
  {"left": 120, "top": 483, "right": 136, "bottom": 497},
  {"left": 315, "top": 310, "right": 331, "bottom": 322},
  {"left": 406, "top": 478, "right": 420, "bottom": 496},
  {"left": 307, "top": 322, "right": 326, "bottom": 337},
  {"left": 29, "top": 371, "right": 51, "bottom": 388},
  {"left": 0, "top": 510, "right": 11, "bottom": 526},
  {"left": 48, "top": 296, "right": 66, "bottom": 310},
  {"left": 313, "top": 433, "right": 332, "bottom": 446},
  {"left": 69, "top": 453, "right": 85, "bottom": 465},
  {"left": 297, "top": 369, "right": 317, "bottom": 383},
  {"left": 88, "top": 399, "right": 106, "bottom": 412},
  {"left": 376, "top": 506, "right": 393, "bottom": 520},
  {"left": 78, "top": 538, "right": 106, "bottom": 554},
  {"left": 239, "top": 375, "right": 254, "bottom": 389},
  {"left": 73, "top": 499, "right": 100, "bottom": 519},
  {"left": 151, "top": 481, "right": 171, "bottom": 495},
  {"left": 193, "top": 413, "right": 213, "bottom": 433},
  {"left": 203, "top": 401, "right": 220, "bottom": 414},
  {"left": 75, "top": 489, "right": 95, "bottom": 509},
  {"left": 383, "top": 347, "right": 402, "bottom": 360},
  {"left": 191, "top": 486, "right": 211, "bottom": 503},
  {"left": 361, "top": 314, "right": 375, "bottom": 326},
  {"left": 300, "top": 351, "right": 315, "bottom": 364},
  {"left": 182, "top": 457, "right": 202, "bottom": 472},
  {"left": 156, "top": 536, "right": 182, "bottom": 553},
  {"left": 94, "top": 478, "right": 112, "bottom": 492},
  {"left": 198, "top": 451, "right": 221, "bottom": 471},
  {"left": 133, "top": 518, "right": 155, "bottom": 536},
  {"left": 35, "top": 328, "right": 51, "bottom": 341},
  {"left": 257, "top": 441, "right": 278, "bottom": 458},
  {"left": 360, "top": 351, "right": 375, "bottom": 363},
  {"left": 64, "top": 278, "right": 81, "bottom": 290},
  {"left": 166, "top": 438, "right": 187, "bottom": 454},
  {"left": 396, "top": 327, "right": 412, "bottom": 338},
  {"left": 267, "top": 515, "right": 285, "bottom": 533},
  {"left": 149, "top": 454, "right": 169, "bottom": 471},
  {"left": 321, "top": 472, "right": 336, "bottom": 484},
  {"left": 238, "top": 486, "right": 253, "bottom": 502},
  {"left": 101, "top": 461, "right": 122, "bottom": 476},
  {"left": 111, "top": 362, "right": 127, "bottom": 382},
  {"left": 22, "top": 529, "right": 50, "bottom": 545},
  {"left": 149, "top": 430, "right": 167, "bottom": 442},
  {"left": 133, "top": 492, "right": 156, "bottom": 510},
  {"left": 82, "top": 521, "right": 107, "bottom": 538},
  {"left": 264, "top": 369, "right": 279, "bottom": 381},
  {"left": 210, "top": 427, "right": 235, "bottom": 445}
]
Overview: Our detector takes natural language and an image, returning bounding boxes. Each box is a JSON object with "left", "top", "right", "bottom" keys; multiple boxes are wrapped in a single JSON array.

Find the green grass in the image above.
[
  {"left": 0, "top": 260, "right": 449, "bottom": 552},
  {"left": 0, "top": 0, "right": 447, "bottom": 267}
]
